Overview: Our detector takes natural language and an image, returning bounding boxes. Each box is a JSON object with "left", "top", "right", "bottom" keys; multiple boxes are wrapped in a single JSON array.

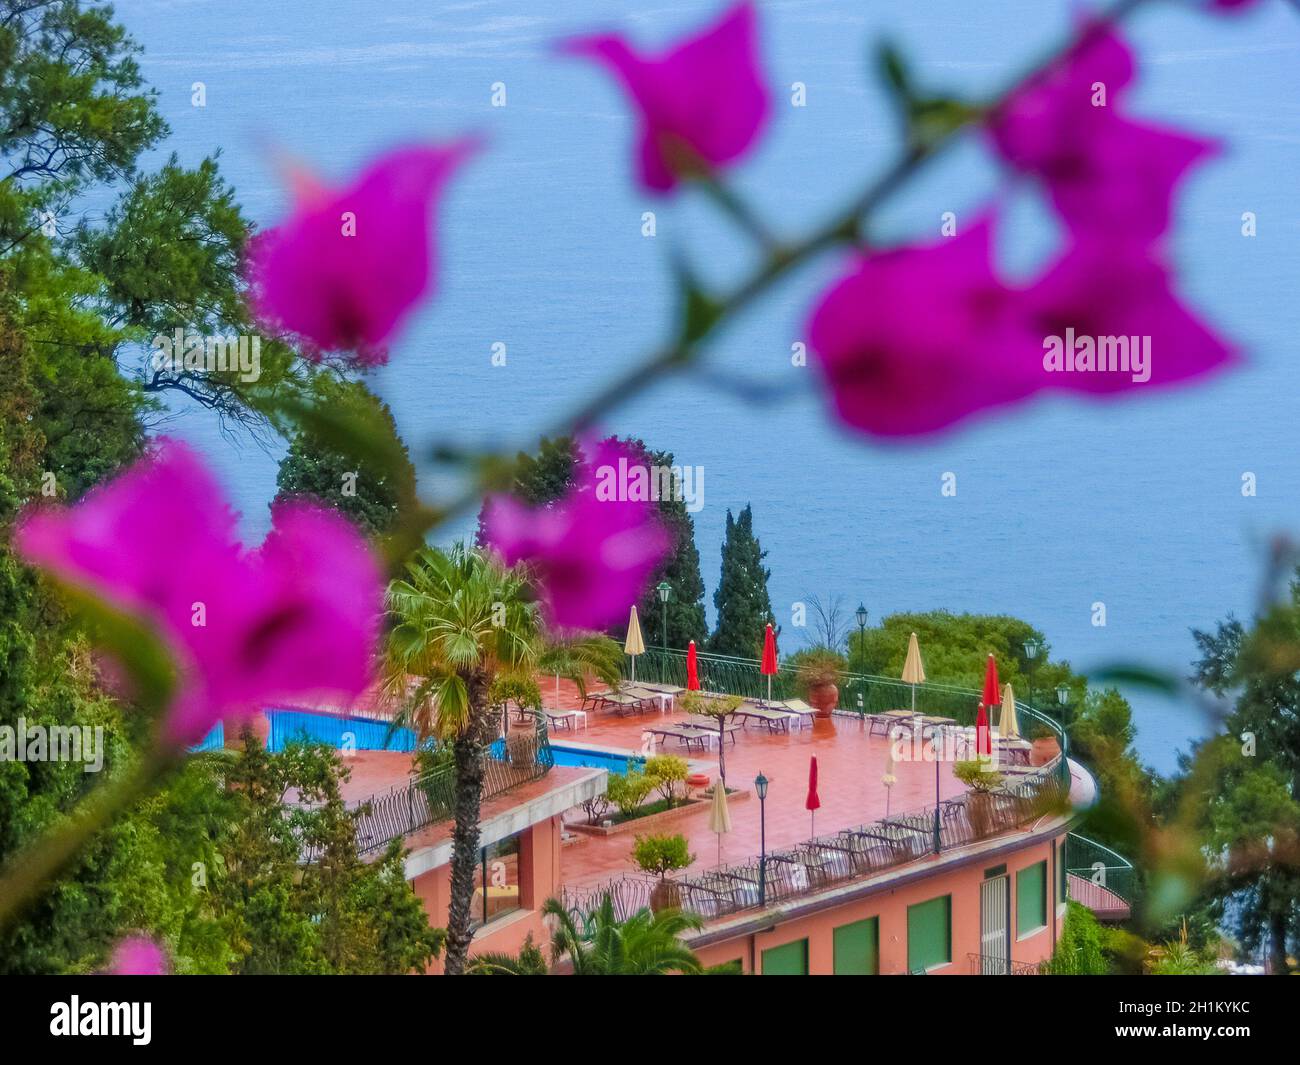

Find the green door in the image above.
[
  {"left": 833, "top": 917, "right": 879, "bottom": 975},
  {"left": 761, "top": 938, "right": 809, "bottom": 975},
  {"left": 907, "top": 895, "right": 952, "bottom": 972}
]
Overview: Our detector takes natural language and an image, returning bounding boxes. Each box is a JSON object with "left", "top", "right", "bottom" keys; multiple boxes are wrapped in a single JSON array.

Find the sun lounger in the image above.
[
  {"left": 644, "top": 724, "right": 714, "bottom": 752},
  {"left": 543, "top": 707, "right": 586, "bottom": 731},
  {"left": 632, "top": 682, "right": 685, "bottom": 695},
  {"left": 680, "top": 716, "right": 740, "bottom": 744},
  {"left": 732, "top": 704, "right": 796, "bottom": 734},
  {"left": 762, "top": 699, "right": 819, "bottom": 727},
  {"left": 591, "top": 690, "right": 654, "bottom": 716},
  {"left": 623, "top": 684, "right": 675, "bottom": 713}
]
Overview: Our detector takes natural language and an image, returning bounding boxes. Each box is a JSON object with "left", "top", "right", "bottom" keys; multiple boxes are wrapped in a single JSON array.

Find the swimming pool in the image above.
[
  {"left": 548, "top": 745, "right": 644, "bottom": 775},
  {"left": 192, "top": 711, "right": 640, "bottom": 773}
]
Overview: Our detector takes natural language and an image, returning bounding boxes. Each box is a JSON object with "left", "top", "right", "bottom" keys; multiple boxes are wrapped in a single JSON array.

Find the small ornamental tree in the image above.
[
  {"left": 632, "top": 833, "right": 694, "bottom": 880},
  {"left": 606, "top": 765, "right": 655, "bottom": 818},
  {"left": 645, "top": 754, "right": 689, "bottom": 806},
  {"left": 680, "top": 692, "right": 743, "bottom": 787}
]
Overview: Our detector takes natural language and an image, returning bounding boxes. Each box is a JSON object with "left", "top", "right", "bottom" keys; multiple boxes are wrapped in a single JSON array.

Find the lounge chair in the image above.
[
  {"left": 543, "top": 707, "right": 586, "bottom": 731},
  {"left": 680, "top": 716, "right": 739, "bottom": 744},
  {"left": 644, "top": 724, "right": 714, "bottom": 752},
  {"left": 592, "top": 690, "right": 653, "bottom": 716},
  {"left": 762, "top": 699, "right": 819, "bottom": 728},
  {"left": 732, "top": 703, "right": 796, "bottom": 734},
  {"left": 623, "top": 684, "right": 675, "bottom": 713}
]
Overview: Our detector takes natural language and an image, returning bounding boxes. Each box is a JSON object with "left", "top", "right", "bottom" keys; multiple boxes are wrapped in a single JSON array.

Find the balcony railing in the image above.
[
  {"left": 1065, "top": 832, "right": 1136, "bottom": 920},
  {"left": 562, "top": 769, "right": 1069, "bottom": 925},
  {"left": 968, "top": 953, "right": 1044, "bottom": 975},
  {"left": 306, "top": 712, "right": 554, "bottom": 859}
]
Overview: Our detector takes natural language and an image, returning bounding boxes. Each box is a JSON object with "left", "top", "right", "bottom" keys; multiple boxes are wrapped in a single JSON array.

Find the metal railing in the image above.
[
  {"left": 968, "top": 953, "right": 1044, "bottom": 975},
  {"left": 1065, "top": 832, "right": 1137, "bottom": 917},
  {"left": 626, "top": 647, "right": 1070, "bottom": 787},
  {"left": 562, "top": 771, "right": 1069, "bottom": 924},
  {"left": 311, "top": 712, "right": 554, "bottom": 858}
]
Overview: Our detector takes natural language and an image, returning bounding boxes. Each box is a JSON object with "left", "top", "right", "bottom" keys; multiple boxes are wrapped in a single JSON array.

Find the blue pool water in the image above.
[
  {"left": 192, "top": 711, "right": 639, "bottom": 774},
  {"left": 549, "top": 746, "right": 644, "bottom": 775}
]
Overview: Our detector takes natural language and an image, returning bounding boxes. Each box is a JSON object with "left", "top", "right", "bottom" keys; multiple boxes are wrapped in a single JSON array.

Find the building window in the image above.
[
  {"left": 906, "top": 895, "right": 952, "bottom": 972},
  {"left": 761, "top": 938, "right": 808, "bottom": 975},
  {"left": 471, "top": 832, "right": 522, "bottom": 929},
  {"left": 1017, "top": 860, "right": 1048, "bottom": 938},
  {"left": 833, "top": 916, "right": 879, "bottom": 975}
]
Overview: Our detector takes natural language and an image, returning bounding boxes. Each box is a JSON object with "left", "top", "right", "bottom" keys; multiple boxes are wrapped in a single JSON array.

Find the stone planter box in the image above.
[{"left": 567, "top": 787, "right": 751, "bottom": 838}]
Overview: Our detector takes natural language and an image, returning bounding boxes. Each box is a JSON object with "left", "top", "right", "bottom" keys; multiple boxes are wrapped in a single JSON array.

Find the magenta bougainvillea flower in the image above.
[
  {"left": 482, "top": 439, "right": 669, "bottom": 629},
  {"left": 109, "top": 937, "right": 168, "bottom": 976},
  {"left": 247, "top": 143, "right": 475, "bottom": 364},
  {"left": 15, "top": 441, "right": 382, "bottom": 747},
  {"left": 562, "top": 3, "right": 769, "bottom": 192},
  {"left": 807, "top": 220, "right": 1039, "bottom": 437},
  {"left": 989, "top": 25, "right": 1214, "bottom": 241},
  {"left": 1022, "top": 238, "right": 1236, "bottom": 392},
  {"left": 1209, "top": 0, "right": 1258, "bottom": 10}
]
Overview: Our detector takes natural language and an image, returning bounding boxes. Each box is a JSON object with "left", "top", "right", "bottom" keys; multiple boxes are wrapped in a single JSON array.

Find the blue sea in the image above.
[{"left": 121, "top": 0, "right": 1300, "bottom": 773}]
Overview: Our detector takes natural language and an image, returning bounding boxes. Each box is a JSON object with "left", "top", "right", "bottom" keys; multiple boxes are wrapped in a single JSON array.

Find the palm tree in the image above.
[
  {"left": 384, "top": 543, "right": 620, "bottom": 974},
  {"left": 540, "top": 895, "right": 706, "bottom": 975}
]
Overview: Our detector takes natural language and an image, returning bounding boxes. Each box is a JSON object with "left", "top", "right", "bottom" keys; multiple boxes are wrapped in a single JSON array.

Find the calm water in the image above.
[{"left": 123, "top": 0, "right": 1300, "bottom": 772}]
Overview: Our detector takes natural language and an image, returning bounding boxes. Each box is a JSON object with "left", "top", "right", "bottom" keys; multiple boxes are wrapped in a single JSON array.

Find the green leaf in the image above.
[
  {"left": 876, "top": 42, "right": 912, "bottom": 101},
  {"left": 1087, "top": 664, "right": 1184, "bottom": 697}
]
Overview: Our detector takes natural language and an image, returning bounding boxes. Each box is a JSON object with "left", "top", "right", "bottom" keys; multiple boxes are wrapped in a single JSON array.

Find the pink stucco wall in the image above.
[
  {"left": 693, "top": 832, "right": 1068, "bottom": 975},
  {"left": 409, "top": 815, "right": 564, "bottom": 974}
]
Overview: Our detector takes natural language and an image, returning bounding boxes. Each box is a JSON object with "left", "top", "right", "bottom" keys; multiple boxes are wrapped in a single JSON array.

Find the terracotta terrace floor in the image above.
[{"left": 522, "top": 678, "right": 967, "bottom": 892}]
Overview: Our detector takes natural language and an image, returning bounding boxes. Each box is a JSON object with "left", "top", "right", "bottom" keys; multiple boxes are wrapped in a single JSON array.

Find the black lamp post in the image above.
[
  {"left": 656, "top": 581, "right": 671, "bottom": 681},
  {"left": 932, "top": 724, "right": 943, "bottom": 854},
  {"left": 1056, "top": 683, "right": 1071, "bottom": 727},
  {"left": 755, "top": 772, "right": 769, "bottom": 906},
  {"left": 855, "top": 603, "right": 868, "bottom": 709}
]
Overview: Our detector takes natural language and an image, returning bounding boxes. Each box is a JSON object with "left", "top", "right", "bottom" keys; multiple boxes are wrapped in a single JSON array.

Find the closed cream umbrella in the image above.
[
  {"left": 1000, "top": 681, "right": 1021, "bottom": 741},
  {"left": 901, "top": 631, "right": 926, "bottom": 713},
  {"left": 624, "top": 605, "right": 646, "bottom": 683},
  {"left": 708, "top": 776, "right": 732, "bottom": 864}
]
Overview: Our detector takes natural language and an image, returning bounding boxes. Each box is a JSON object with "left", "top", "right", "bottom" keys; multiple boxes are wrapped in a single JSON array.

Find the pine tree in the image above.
[
  {"left": 708, "top": 505, "right": 773, "bottom": 658},
  {"left": 274, "top": 379, "right": 412, "bottom": 538}
]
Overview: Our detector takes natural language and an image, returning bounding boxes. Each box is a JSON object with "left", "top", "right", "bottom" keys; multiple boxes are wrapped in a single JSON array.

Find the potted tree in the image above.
[
  {"left": 954, "top": 758, "right": 1005, "bottom": 838},
  {"left": 633, "top": 833, "right": 695, "bottom": 912},
  {"left": 796, "top": 647, "right": 847, "bottom": 720}
]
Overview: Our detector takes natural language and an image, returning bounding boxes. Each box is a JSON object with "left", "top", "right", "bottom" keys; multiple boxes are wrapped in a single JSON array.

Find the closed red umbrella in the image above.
[
  {"left": 981, "top": 653, "right": 1000, "bottom": 710},
  {"left": 686, "top": 640, "right": 700, "bottom": 691},
  {"left": 760, "top": 623, "right": 778, "bottom": 704},
  {"left": 806, "top": 755, "right": 821, "bottom": 836},
  {"left": 975, "top": 702, "right": 992, "bottom": 757}
]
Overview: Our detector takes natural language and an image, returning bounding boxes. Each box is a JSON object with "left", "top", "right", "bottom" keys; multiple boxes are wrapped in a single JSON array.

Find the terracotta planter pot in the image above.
[
  {"left": 807, "top": 681, "right": 839, "bottom": 719},
  {"left": 649, "top": 878, "right": 682, "bottom": 913},
  {"left": 967, "top": 790, "right": 995, "bottom": 838},
  {"left": 1030, "top": 736, "right": 1061, "bottom": 767}
]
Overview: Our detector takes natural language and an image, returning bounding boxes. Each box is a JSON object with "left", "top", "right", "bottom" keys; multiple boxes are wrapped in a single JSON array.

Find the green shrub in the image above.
[
  {"left": 632, "top": 833, "right": 694, "bottom": 879},
  {"left": 606, "top": 765, "right": 654, "bottom": 817},
  {"left": 1046, "top": 901, "right": 1108, "bottom": 974},
  {"left": 645, "top": 754, "right": 689, "bottom": 805},
  {"left": 953, "top": 758, "right": 1003, "bottom": 792}
]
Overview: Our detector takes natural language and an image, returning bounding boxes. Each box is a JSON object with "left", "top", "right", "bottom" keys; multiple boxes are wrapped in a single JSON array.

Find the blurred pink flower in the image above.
[
  {"left": 247, "top": 143, "right": 475, "bottom": 364},
  {"left": 1022, "top": 238, "right": 1237, "bottom": 392},
  {"left": 989, "top": 25, "right": 1214, "bottom": 241},
  {"left": 109, "top": 936, "right": 168, "bottom": 975},
  {"left": 482, "top": 439, "right": 669, "bottom": 629},
  {"left": 807, "top": 220, "right": 1039, "bottom": 437},
  {"left": 1209, "top": 0, "right": 1258, "bottom": 10},
  {"left": 563, "top": 3, "right": 769, "bottom": 192},
  {"left": 15, "top": 441, "right": 382, "bottom": 748}
]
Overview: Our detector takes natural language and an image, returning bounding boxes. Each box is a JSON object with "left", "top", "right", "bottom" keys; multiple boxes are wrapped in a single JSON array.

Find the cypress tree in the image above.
[
  {"left": 708, "top": 505, "right": 773, "bottom": 658},
  {"left": 621, "top": 439, "right": 708, "bottom": 650}
]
